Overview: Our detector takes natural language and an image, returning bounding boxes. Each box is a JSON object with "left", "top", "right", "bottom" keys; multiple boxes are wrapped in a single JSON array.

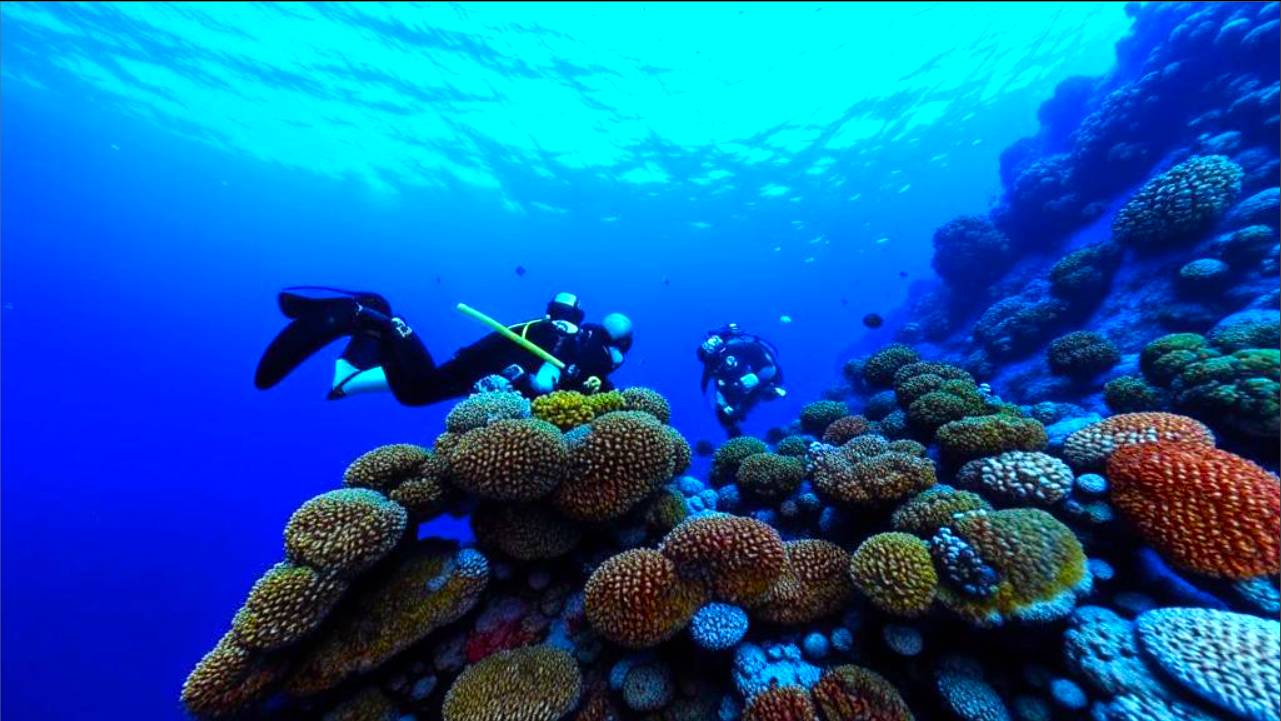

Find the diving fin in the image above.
[
  {"left": 254, "top": 295, "right": 363, "bottom": 390},
  {"left": 277, "top": 287, "right": 390, "bottom": 320}
]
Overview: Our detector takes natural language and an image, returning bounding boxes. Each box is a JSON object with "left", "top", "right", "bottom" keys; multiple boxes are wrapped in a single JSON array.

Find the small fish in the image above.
[
  {"left": 694, "top": 439, "right": 716, "bottom": 457},
  {"left": 898, "top": 271, "right": 908, "bottom": 278},
  {"left": 435, "top": 276, "right": 443, "bottom": 286},
  {"left": 780, "top": 315, "right": 793, "bottom": 324},
  {"left": 863, "top": 313, "right": 884, "bottom": 329},
  {"left": 875, "top": 237, "right": 890, "bottom": 245},
  {"left": 515, "top": 265, "right": 526, "bottom": 277},
  {"left": 663, "top": 277, "right": 670, "bottom": 286},
  {"left": 840, "top": 297, "right": 849, "bottom": 306},
  {"left": 804, "top": 257, "right": 816, "bottom": 263}
]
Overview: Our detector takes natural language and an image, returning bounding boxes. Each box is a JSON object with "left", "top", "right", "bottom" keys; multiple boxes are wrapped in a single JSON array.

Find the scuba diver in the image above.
[
  {"left": 254, "top": 287, "right": 633, "bottom": 406},
  {"left": 697, "top": 323, "right": 787, "bottom": 436}
]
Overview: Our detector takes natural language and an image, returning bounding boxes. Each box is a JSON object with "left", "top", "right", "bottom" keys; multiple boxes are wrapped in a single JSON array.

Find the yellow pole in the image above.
[{"left": 455, "top": 303, "right": 567, "bottom": 370}]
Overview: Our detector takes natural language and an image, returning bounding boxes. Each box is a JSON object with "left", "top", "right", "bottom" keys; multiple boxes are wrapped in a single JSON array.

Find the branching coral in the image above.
[
  {"left": 822, "top": 415, "right": 871, "bottom": 445},
  {"left": 931, "top": 215, "right": 1015, "bottom": 288},
  {"left": 471, "top": 503, "right": 582, "bottom": 561},
  {"left": 712, "top": 436, "right": 770, "bottom": 485},
  {"left": 935, "top": 416, "right": 1048, "bottom": 466},
  {"left": 891, "top": 486, "right": 993, "bottom": 537},
  {"left": 811, "top": 445, "right": 937, "bottom": 506},
  {"left": 287, "top": 543, "right": 489, "bottom": 695},
  {"left": 446, "top": 391, "right": 532, "bottom": 433},
  {"left": 531, "top": 390, "right": 599, "bottom": 429},
  {"left": 622, "top": 386, "right": 672, "bottom": 423},
  {"left": 801, "top": 400, "right": 850, "bottom": 436},
  {"left": 231, "top": 563, "right": 348, "bottom": 652},
  {"left": 811, "top": 665, "right": 915, "bottom": 721},
  {"left": 180, "top": 632, "right": 290, "bottom": 718}
]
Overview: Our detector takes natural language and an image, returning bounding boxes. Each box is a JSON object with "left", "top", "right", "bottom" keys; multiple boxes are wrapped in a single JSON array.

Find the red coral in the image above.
[{"left": 1108, "top": 442, "right": 1280, "bottom": 579}]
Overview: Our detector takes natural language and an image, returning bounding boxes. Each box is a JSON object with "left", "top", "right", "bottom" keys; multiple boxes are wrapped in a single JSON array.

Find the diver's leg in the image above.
[{"left": 364, "top": 313, "right": 473, "bottom": 407}]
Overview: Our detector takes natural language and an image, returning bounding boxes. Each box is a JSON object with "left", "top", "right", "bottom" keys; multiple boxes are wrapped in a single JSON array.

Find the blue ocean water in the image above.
[{"left": 3, "top": 4, "right": 1277, "bottom": 721}]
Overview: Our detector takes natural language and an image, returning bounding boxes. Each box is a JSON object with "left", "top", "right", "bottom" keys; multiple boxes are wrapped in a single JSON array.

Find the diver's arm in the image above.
[{"left": 529, "top": 361, "right": 563, "bottom": 394}]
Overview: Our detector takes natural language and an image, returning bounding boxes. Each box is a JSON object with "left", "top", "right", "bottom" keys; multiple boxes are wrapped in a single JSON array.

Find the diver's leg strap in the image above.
[{"left": 330, "top": 360, "right": 390, "bottom": 399}]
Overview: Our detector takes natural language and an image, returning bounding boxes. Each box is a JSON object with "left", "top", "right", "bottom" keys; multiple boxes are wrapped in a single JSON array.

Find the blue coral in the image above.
[
  {"left": 732, "top": 642, "right": 820, "bottom": 700},
  {"left": 690, "top": 603, "right": 749, "bottom": 652},
  {"left": 1136, "top": 608, "right": 1280, "bottom": 721},
  {"left": 932, "top": 215, "right": 1015, "bottom": 288}
]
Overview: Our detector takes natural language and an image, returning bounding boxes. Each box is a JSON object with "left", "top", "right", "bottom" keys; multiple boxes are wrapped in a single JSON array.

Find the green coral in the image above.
[
  {"left": 863, "top": 344, "right": 921, "bottom": 387},
  {"left": 1104, "top": 375, "right": 1169, "bottom": 414},
  {"left": 936, "top": 508, "right": 1090, "bottom": 626},
  {"left": 1175, "top": 348, "right": 1281, "bottom": 438},
  {"left": 906, "top": 379, "right": 991, "bottom": 437},
  {"left": 1140, "top": 333, "right": 1220, "bottom": 386},
  {"left": 1208, "top": 312, "right": 1281, "bottom": 352},
  {"left": 1047, "top": 331, "right": 1120, "bottom": 378},
  {"left": 891, "top": 486, "right": 992, "bottom": 537},
  {"left": 800, "top": 400, "right": 849, "bottom": 436},
  {"left": 621, "top": 386, "right": 671, "bottom": 423},
  {"left": 711, "top": 437, "right": 768, "bottom": 485},
  {"left": 935, "top": 415, "right": 1048, "bottom": 466},
  {"left": 736, "top": 453, "right": 806, "bottom": 500},
  {"left": 1113, "top": 155, "right": 1244, "bottom": 250},
  {"left": 775, "top": 435, "right": 811, "bottom": 457},
  {"left": 1049, "top": 242, "right": 1122, "bottom": 301}
]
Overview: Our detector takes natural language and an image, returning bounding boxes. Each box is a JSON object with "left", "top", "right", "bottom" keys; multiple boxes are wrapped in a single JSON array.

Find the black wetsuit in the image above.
[
  {"left": 699, "top": 329, "right": 785, "bottom": 435},
  {"left": 255, "top": 288, "right": 612, "bottom": 406}
]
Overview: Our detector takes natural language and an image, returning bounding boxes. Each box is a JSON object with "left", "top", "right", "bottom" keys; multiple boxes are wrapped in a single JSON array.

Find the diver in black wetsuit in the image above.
[
  {"left": 697, "top": 323, "right": 787, "bottom": 437},
  {"left": 254, "top": 288, "right": 633, "bottom": 406}
]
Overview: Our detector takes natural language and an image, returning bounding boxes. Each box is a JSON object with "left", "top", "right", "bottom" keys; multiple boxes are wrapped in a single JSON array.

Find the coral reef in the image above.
[{"left": 179, "top": 10, "right": 1281, "bottom": 715}]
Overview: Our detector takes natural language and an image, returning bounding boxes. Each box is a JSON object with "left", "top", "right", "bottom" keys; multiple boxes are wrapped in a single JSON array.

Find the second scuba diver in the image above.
[
  {"left": 697, "top": 323, "right": 787, "bottom": 437},
  {"left": 254, "top": 288, "right": 633, "bottom": 405}
]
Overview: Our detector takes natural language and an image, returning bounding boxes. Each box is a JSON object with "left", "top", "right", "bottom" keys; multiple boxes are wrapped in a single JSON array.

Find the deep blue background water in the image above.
[{"left": 1, "top": 5, "right": 1132, "bottom": 718}]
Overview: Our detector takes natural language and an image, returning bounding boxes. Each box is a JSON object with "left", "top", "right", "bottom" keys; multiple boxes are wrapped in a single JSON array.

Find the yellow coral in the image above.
[
  {"left": 231, "top": 562, "right": 348, "bottom": 651},
  {"left": 848, "top": 533, "right": 937, "bottom": 618},
  {"left": 288, "top": 542, "right": 489, "bottom": 695},
  {"left": 284, "top": 489, "right": 408, "bottom": 576},
  {"left": 585, "top": 548, "right": 708, "bottom": 647},
  {"left": 442, "top": 646, "right": 582, "bottom": 721},
  {"left": 180, "top": 632, "right": 289, "bottom": 718},
  {"left": 531, "top": 390, "right": 598, "bottom": 430}
]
